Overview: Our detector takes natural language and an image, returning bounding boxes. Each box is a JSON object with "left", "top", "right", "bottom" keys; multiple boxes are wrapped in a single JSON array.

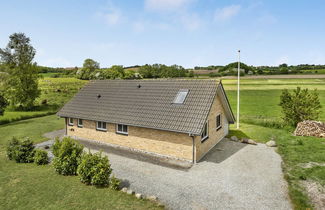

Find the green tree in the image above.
[
  {"left": 0, "top": 33, "right": 40, "bottom": 109},
  {"left": 110, "top": 65, "right": 124, "bottom": 77},
  {"left": 0, "top": 93, "right": 8, "bottom": 115},
  {"left": 279, "top": 87, "right": 322, "bottom": 126},
  {"left": 76, "top": 59, "right": 100, "bottom": 80}
]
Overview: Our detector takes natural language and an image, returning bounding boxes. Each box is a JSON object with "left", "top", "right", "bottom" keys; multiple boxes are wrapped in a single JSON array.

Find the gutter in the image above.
[{"left": 189, "top": 133, "right": 195, "bottom": 164}]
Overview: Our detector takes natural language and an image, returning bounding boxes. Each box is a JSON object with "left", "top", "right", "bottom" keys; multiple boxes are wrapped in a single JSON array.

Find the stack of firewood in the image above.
[{"left": 294, "top": 120, "right": 325, "bottom": 138}]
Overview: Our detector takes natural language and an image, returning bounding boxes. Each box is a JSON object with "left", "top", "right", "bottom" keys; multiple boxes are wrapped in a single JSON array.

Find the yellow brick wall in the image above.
[
  {"left": 195, "top": 94, "right": 229, "bottom": 161},
  {"left": 66, "top": 119, "right": 193, "bottom": 161}
]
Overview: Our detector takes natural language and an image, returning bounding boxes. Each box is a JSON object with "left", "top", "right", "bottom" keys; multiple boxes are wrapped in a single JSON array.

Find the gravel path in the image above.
[{"left": 41, "top": 130, "right": 292, "bottom": 210}]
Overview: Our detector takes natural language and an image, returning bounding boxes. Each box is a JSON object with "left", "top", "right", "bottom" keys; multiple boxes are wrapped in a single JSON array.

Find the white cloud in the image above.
[
  {"left": 103, "top": 11, "right": 121, "bottom": 25},
  {"left": 96, "top": 2, "right": 122, "bottom": 26},
  {"left": 180, "top": 13, "right": 201, "bottom": 31},
  {"left": 145, "top": 0, "right": 191, "bottom": 11},
  {"left": 133, "top": 21, "right": 146, "bottom": 32},
  {"left": 214, "top": 5, "right": 241, "bottom": 22}
]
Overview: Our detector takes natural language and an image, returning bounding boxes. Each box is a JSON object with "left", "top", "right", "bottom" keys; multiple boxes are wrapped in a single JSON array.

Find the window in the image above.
[
  {"left": 201, "top": 122, "right": 208, "bottom": 142},
  {"left": 173, "top": 89, "right": 189, "bottom": 104},
  {"left": 68, "top": 118, "right": 73, "bottom": 126},
  {"left": 78, "top": 119, "right": 83, "bottom": 128},
  {"left": 116, "top": 124, "right": 128, "bottom": 135},
  {"left": 216, "top": 114, "right": 222, "bottom": 130},
  {"left": 96, "top": 121, "right": 107, "bottom": 131}
]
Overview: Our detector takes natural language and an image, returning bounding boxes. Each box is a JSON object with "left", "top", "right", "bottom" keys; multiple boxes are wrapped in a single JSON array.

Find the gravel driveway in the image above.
[{"left": 42, "top": 131, "right": 292, "bottom": 210}]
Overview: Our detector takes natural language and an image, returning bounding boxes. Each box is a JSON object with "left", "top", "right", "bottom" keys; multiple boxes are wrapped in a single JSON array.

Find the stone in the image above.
[
  {"left": 241, "top": 138, "right": 257, "bottom": 145},
  {"left": 230, "top": 136, "right": 238, "bottom": 141},
  {"left": 247, "top": 139, "right": 257, "bottom": 145},
  {"left": 147, "top": 195, "right": 158, "bottom": 201},
  {"left": 135, "top": 193, "right": 142, "bottom": 199},
  {"left": 121, "top": 187, "right": 128, "bottom": 193},
  {"left": 266, "top": 140, "right": 277, "bottom": 147},
  {"left": 127, "top": 189, "right": 134, "bottom": 195}
]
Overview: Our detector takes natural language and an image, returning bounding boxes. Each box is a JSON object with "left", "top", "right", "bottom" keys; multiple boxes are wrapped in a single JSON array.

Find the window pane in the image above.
[
  {"left": 118, "top": 124, "right": 122, "bottom": 131},
  {"left": 173, "top": 89, "right": 189, "bottom": 104},
  {"left": 201, "top": 122, "right": 208, "bottom": 139},
  {"left": 123, "top": 125, "right": 128, "bottom": 133},
  {"left": 79, "top": 119, "right": 83, "bottom": 125},
  {"left": 103, "top": 122, "right": 106, "bottom": 129}
]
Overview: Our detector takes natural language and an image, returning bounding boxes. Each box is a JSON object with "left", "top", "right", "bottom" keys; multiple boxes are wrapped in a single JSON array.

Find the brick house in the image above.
[{"left": 57, "top": 79, "right": 235, "bottom": 163}]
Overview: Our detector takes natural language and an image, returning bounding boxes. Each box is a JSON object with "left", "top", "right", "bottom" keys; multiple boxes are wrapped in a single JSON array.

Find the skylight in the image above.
[{"left": 173, "top": 89, "right": 189, "bottom": 104}]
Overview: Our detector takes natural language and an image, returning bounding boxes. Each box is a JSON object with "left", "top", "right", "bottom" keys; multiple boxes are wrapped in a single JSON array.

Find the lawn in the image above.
[
  {"left": 0, "top": 115, "right": 162, "bottom": 210},
  {"left": 0, "top": 77, "right": 87, "bottom": 124},
  {"left": 223, "top": 78, "right": 325, "bottom": 209}
]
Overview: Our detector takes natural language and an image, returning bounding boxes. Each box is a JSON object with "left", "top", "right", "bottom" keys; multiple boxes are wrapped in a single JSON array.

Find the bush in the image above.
[
  {"left": 52, "top": 137, "right": 62, "bottom": 157},
  {"left": 52, "top": 137, "right": 84, "bottom": 175},
  {"left": 6, "top": 137, "right": 20, "bottom": 160},
  {"left": 6, "top": 138, "right": 35, "bottom": 163},
  {"left": 279, "top": 87, "right": 322, "bottom": 126},
  {"left": 77, "top": 151, "right": 112, "bottom": 187},
  {"left": 34, "top": 149, "right": 49, "bottom": 165},
  {"left": 0, "top": 93, "right": 8, "bottom": 116},
  {"left": 109, "top": 175, "right": 121, "bottom": 190}
]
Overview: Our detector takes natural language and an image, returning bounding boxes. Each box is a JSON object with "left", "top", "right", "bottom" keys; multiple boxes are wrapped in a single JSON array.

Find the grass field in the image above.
[
  {"left": 223, "top": 78, "right": 325, "bottom": 209},
  {"left": 0, "top": 115, "right": 162, "bottom": 210},
  {"left": 0, "top": 78, "right": 87, "bottom": 124}
]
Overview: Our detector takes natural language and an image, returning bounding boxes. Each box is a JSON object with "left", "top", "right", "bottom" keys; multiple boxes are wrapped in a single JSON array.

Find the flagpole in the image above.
[{"left": 237, "top": 50, "right": 240, "bottom": 129}]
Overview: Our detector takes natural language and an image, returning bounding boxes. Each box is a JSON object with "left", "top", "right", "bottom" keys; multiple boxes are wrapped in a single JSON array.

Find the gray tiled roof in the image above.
[{"left": 57, "top": 79, "right": 220, "bottom": 135}]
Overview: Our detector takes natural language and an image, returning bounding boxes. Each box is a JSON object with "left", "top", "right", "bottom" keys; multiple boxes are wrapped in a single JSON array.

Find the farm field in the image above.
[
  {"left": 223, "top": 78, "right": 325, "bottom": 124},
  {"left": 0, "top": 78, "right": 87, "bottom": 124}
]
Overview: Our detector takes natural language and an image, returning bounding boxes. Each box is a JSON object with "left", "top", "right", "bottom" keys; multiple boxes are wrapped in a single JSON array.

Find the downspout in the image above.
[
  {"left": 189, "top": 133, "right": 195, "bottom": 164},
  {"left": 65, "top": 117, "right": 67, "bottom": 136}
]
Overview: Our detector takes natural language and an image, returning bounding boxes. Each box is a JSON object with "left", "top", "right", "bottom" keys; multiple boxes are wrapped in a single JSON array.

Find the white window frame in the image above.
[
  {"left": 78, "top": 119, "right": 83, "bottom": 128},
  {"left": 216, "top": 114, "right": 222, "bottom": 130},
  {"left": 68, "top": 118, "right": 74, "bottom": 126},
  {"left": 201, "top": 121, "right": 209, "bottom": 142},
  {"left": 96, "top": 121, "right": 107, "bottom": 131},
  {"left": 116, "top": 124, "right": 128, "bottom": 135}
]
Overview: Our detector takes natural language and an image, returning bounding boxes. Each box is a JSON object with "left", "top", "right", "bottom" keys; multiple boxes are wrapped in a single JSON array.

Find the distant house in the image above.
[{"left": 57, "top": 79, "right": 235, "bottom": 163}]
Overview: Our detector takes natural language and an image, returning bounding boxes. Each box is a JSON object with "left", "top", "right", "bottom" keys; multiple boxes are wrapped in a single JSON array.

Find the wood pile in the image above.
[{"left": 294, "top": 120, "right": 325, "bottom": 138}]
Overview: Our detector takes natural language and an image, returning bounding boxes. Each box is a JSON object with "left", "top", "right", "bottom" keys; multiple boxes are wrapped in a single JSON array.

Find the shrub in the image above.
[
  {"left": 52, "top": 137, "right": 62, "bottom": 157},
  {"left": 34, "top": 149, "right": 49, "bottom": 165},
  {"left": 7, "top": 138, "right": 35, "bottom": 163},
  {"left": 52, "top": 137, "right": 84, "bottom": 175},
  {"left": 77, "top": 152, "right": 112, "bottom": 187},
  {"left": 6, "top": 137, "right": 20, "bottom": 160},
  {"left": 109, "top": 175, "right": 121, "bottom": 190},
  {"left": 0, "top": 93, "right": 8, "bottom": 116},
  {"left": 279, "top": 87, "right": 322, "bottom": 126}
]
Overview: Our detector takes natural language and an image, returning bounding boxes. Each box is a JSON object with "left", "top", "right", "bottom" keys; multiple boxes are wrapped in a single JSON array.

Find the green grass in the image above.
[
  {"left": 0, "top": 115, "right": 162, "bottom": 210},
  {"left": 0, "top": 77, "right": 87, "bottom": 124},
  {"left": 223, "top": 78, "right": 325, "bottom": 209}
]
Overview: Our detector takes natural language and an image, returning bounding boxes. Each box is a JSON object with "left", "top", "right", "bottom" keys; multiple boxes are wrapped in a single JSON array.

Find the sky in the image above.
[{"left": 1, "top": 0, "right": 325, "bottom": 68}]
